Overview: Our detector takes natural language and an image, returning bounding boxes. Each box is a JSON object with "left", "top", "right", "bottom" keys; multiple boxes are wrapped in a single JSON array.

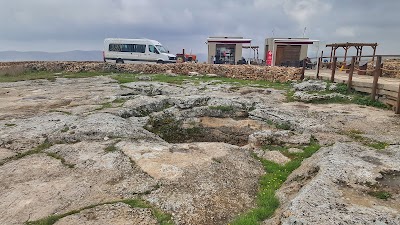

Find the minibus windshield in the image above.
[{"left": 155, "top": 45, "right": 168, "bottom": 53}]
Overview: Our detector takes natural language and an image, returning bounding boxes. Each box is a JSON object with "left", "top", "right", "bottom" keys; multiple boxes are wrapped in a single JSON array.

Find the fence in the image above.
[{"left": 301, "top": 55, "right": 400, "bottom": 114}]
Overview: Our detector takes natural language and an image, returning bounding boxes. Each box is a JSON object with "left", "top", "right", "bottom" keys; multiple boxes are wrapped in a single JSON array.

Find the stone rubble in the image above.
[{"left": 0, "top": 61, "right": 302, "bottom": 82}]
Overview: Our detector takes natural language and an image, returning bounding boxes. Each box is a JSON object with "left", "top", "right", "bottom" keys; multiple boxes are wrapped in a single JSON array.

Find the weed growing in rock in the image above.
[
  {"left": 25, "top": 198, "right": 174, "bottom": 225},
  {"left": 274, "top": 122, "right": 291, "bottom": 130},
  {"left": 368, "top": 191, "right": 392, "bottom": 200},
  {"left": 96, "top": 102, "right": 113, "bottom": 111},
  {"left": 105, "top": 144, "right": 118, "bottom": 152},
  {"left": 45, "top": 152, "right": 74, "bottom": 168},
  {"left": 0, "top": 140, "right": 53, "bottom": 166},
  {"left": 60, "top": 126, "right": 69, "bottom": 133},
  {"left": 343, "top": 130, "right": 389, "bottom": 150},
  {"left": 5, "top": 123, "right": 16, "bottom": 127},
  {"left": 264, "top": 120, "right": 292, "bottom": 130},
  {"left": 112, "top": 98, "right": 127, "bottom": 104},
  {"left": 230, "top": 139, "right": 321, "bottom": 225}
]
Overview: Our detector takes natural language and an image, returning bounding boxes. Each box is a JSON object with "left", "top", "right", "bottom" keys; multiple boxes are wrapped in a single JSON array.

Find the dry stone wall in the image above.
[
  {"left": 0, "top": 61, "right": 302, "bottom": 82},
  {"left": 367, "top": 59, "right": 400, "bottom": 78}
]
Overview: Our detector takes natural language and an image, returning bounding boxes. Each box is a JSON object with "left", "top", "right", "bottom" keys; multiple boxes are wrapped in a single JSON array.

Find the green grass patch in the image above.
[
  {"left": 26, "top": 198, "right": 174, "bottom": 225},
  {"left": 5, "top": 123, "right": 16, "bottom": 127},
  {"left": 263, "top": 145, "right": 288, "bottom": 152},
  {"left": 343, "top": 130, "right": 389, "bottom": 150},
  {"left": 352, "top": 95, "right": 389, "bottom": 109},
  {"left": 230, "top": 139, "right": 321, "bottom": 225},
  {"left": 289, "top": 82, "right": 391, "bottom": 110},
  {"left": 112, "top": 73, "right": 139, "bottom": 84},
  {"left": 368, "top": 191, "right": 392, "bottom": 200}
]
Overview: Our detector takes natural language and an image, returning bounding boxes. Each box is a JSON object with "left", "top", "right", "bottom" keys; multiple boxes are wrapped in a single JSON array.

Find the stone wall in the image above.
[
  {"left": 367, "top": 59, "right": 400, "bottom": 78},
  {"left": 0, "top": 61, "right": 302, "bottom": 82}
]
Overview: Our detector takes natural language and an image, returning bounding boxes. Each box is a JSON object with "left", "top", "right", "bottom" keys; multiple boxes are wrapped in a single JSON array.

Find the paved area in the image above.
[{"left": 305, "top": 69, "right": 400, "bottom": 92}]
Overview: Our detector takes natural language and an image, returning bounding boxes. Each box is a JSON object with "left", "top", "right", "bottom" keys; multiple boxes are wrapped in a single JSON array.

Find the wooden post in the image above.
[
  {"left": 371, "top": 56, "right": 382, "bottom": 101},
  {"left": 329, "top": 46, "right": 333, "bottom": 63},
  {"left": 347, "top": 56, "right": 356, "bottom": 93},
  {"left": 301, "top": 58, "right": 306, "bottom": 80},
  {"left": 343, "top": 46, "right": 349, "bottom": 64},
  {"left": 355, "top": 46, "right": 360, "bottom": 63},
  {"left": 372, "top": 45, "right": 377, "bottom": 62},
  {"left": 330, "top": 57, "right": 337, "bottom": 82},
  {"left": 317, "top": 51, "right": 323, "bottom": 79},
  {"left": 359, "top": 46, "right": 363, "bottom": 63},
  {"left": 317, "top": 57, "right": 321, "bottom": 79},
  {"left": 396, "top": 84, "right": 400, "bottom": 114}
]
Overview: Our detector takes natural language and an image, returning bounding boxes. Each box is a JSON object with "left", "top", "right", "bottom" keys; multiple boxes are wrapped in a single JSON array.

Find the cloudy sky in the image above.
[{"left": 1, "top": 0, "right": 399, "bottom": 58}]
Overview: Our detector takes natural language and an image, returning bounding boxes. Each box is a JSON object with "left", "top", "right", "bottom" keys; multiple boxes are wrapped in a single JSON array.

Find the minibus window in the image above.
[{"left": 149, "top": 45, "right": 159, "bottom": 54}]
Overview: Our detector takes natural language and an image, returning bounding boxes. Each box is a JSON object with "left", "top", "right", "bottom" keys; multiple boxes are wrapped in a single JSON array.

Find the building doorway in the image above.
[
  {"left": 275, "top": 45, "right": 301, "bottom": 66},
  {"left": 216, "top": 44, "right": 236, "bottom": 64}
]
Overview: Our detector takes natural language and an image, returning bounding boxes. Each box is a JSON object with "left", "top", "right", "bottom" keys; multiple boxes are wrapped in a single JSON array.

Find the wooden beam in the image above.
[
  {"left": 331, "top": 57, "right": 337, "bottom": 83},
  {"left": 347, "top": 56, "right": 355, "bottom": 92},
  {"left": 371, "top": 56, "right": 382, "bottom": 101},
  {"left": 326, "top": 43, "right": 378, "bottom": 47}
]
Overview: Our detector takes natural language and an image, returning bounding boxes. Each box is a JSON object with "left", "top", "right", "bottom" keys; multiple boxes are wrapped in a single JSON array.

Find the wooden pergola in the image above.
[
  {"left": 326, "top": 42, "right": 378, "bottom": 64},
  {"left": 242, "top": 46, "right": 259, "bottom": 60}
]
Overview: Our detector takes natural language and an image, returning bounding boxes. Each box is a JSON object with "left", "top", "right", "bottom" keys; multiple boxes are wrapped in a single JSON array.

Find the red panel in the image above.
[
  {"left": 275, "top": 42, "right": 313, "bottom": 45},
  {"left": 208, "top": 40, "right": 252, "bottom": 44}
]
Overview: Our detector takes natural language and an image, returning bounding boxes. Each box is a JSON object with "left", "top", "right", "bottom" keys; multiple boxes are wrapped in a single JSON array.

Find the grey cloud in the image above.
[{"left": 0, "top": 0, "right": 399, "bottom": 55}]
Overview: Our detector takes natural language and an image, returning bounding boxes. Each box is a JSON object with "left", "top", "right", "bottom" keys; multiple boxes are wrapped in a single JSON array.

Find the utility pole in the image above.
[{"left": 303, "top": 27, "right": 307, "bottom": 38}]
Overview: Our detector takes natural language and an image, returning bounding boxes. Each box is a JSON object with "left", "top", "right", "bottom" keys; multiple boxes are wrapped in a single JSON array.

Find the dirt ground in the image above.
[{"left": 0, "top": 75, "right": 399, "bottom": 225}]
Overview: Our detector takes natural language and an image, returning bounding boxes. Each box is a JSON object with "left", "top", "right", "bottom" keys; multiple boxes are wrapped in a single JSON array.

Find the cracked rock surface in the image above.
[{"left": 0, "top": 76, "right": 399, "bottom": 225}]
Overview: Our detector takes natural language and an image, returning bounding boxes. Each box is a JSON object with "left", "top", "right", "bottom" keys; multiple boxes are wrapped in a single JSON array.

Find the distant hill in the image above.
[{"left": 0, "top": 50, "right": 103, "bottom": 62}]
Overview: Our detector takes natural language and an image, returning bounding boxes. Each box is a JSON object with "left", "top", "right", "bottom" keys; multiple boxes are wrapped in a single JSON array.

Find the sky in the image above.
[{"left": 1, "top": 0, "right": 399, "bottom": 59}]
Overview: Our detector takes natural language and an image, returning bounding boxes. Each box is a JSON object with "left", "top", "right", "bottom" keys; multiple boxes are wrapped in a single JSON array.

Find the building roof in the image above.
[
  {"left": 207, "top": 37, "right": 252, "bottom": 44},
  {"left": 273, "top": 38, "right": 319, "bottom": 45}
]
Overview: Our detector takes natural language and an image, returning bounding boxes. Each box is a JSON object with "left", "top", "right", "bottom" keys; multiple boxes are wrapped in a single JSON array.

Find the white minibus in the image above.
[{"left": 103, "top": 38, "right": 176, "bottom": 64}]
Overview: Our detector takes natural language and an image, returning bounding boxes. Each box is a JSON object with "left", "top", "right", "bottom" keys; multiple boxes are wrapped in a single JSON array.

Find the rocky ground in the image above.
[{"left": 0, "top": 74, "right": 399, "bottom": 225}]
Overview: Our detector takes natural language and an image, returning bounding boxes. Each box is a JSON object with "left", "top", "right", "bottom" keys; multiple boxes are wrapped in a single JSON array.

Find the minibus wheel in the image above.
[
  {"left": 156, "top": 60, "right": 164, "bottom": 64},
  {"left": 116, "top": 59, "right": 124, "bottom": 64}
]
